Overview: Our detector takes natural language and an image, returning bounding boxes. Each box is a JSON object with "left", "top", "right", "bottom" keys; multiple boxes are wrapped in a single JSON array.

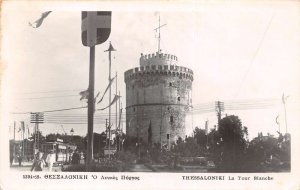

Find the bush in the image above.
[
  {"left": 63, "top": 159, "right": 124, "bottom": 172},
  {"left": 114, "top": 151, "right": 137, "bottom": 164}
]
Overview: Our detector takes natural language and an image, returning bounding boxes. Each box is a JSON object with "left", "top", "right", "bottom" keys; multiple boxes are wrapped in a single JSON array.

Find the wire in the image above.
[
  {"left": 234, "top": 13, "right": 275, "bottom": 98},
  {"left": 19, "top": 95, "right": 80, "bottom": 100},
  {"left": 15, "top": 89, "right": 84, "bottom": 95}
]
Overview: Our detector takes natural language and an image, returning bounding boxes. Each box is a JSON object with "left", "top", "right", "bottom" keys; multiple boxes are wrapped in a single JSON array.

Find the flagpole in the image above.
[
  {"left": 86, "top": 45, "right": 95, "bottom": 172},
  {"left": 115, "top": 72, "right": 118, "bottom": 145},
  {"left": 108, "top": 46, "right": 111, "bottom": 159},
  {"left": 104, "top": 42, "right": 116, "bottom": 159},
  {"left": 282, "top": 93, "right": 288, "bottom": 134},
  {"left": 118, "top": 91, "right": 121, "bottom": 151},
  {"left": 284, "top": 101, "right": 288, "bottom": 134}
]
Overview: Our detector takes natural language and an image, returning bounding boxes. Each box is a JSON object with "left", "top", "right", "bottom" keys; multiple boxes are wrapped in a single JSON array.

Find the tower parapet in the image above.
[
  {"left": 124, "top": 65, "right": 193, "bottom": 83},
  {"left": 140, "top": 52, "right": 178, "bottom": 66}
]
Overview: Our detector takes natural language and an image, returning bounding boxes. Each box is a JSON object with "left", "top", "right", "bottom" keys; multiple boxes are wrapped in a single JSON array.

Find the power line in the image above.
[
  {"left": 15, "top": 89, "right": 84, "bottom": 95},
  {"left": 234, "top": 13, "right": 275, "bottom": 98},
  {"left": 18, "top": 94, "right": 79, "bottom": 100}
]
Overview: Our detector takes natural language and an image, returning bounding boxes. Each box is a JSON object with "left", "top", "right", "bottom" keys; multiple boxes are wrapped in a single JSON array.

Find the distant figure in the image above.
[
  {"left": 46, "top": 150, "right": 56, "bottom": 172},
  {"left": 71, "top": 150, "right": 80, "bottom": 165},
  {"left": 17, "top": 155, "right": 22, "bottom": 166},
  {"left": 10, "top": 154, "right": 14, "bottom": 166},
  {"left": 31, "top": 152, "right": 45, "bottom": 171}
]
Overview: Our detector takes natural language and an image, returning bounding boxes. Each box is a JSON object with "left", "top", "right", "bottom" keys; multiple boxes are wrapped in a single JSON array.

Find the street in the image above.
[{"left": 10, "top": 161, "right": 62, "bottom": 172}]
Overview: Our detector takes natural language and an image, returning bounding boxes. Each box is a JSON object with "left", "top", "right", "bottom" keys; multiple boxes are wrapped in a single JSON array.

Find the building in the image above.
[{"left": 124, "top": 51, "right": 193, "bottom": 147}]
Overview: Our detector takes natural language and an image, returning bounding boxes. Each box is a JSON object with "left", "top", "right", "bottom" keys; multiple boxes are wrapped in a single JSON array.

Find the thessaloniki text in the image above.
[{"left": 182, "top": 176, "right": 225, "bottom": 180}]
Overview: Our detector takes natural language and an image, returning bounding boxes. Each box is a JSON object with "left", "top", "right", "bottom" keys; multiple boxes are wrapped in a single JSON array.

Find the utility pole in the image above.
[
  {"left": 105, "top": 118, "right": 108, "bottom": 146},
  {"left": 21, "top": 121, "right": 25, "bottom": 157},
  {"left": 105, "top": 42, "right": 116, "bottom": 159},
  {"left": 86, "top": 45, "right": 95, "bottom": 172},
  {"left": 118, "top": 91, "right": 121, "bottom": 151},
  {"left": 30, "top": 112, "right": 44, "bottom": 154},
  {"left": 115, "top": 72, "right": 118, "bottom": 139},
  {"left": 215, "top": 101, "right": 224, "bottom": 130}
]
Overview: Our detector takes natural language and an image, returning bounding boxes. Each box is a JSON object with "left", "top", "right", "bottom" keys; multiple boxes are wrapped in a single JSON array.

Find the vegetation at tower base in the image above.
[
  {"left": 10, "top": 117, "right": 290, "bottom": 172},
  {"left": 214, "top": 115, "right": 248, "bottom": 172},
  {"left": 112, "top": 114, "right": 290, "bottom": 172}
]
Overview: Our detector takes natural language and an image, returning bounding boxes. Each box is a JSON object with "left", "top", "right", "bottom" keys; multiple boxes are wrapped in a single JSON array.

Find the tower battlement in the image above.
[
  {"left": 124, "top": 64, "right": 193, "bottom": 83},
  {"left": 140, "top": 52, "right": 178, "bottom": 66}
]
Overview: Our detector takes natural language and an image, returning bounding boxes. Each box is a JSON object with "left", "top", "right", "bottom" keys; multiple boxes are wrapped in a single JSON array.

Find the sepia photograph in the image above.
[{"left": 0, "top": 1, "right": 300, "bottom": 190}]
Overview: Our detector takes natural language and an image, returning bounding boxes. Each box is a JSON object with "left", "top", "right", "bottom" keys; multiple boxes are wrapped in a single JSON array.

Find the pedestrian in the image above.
[
  {"left": 18, "top": 154, "right": 22, "bottom": 166},
  {"left": 46, "top": 150, "right": 56, "bottom": 172},
  {"left": 31, "top": 152, "right": 45, "bottom": 171},
  {"left": 71, "top": 149, "right": 80, "bottom": 165},
  {"left": 10, "top": 154, "right": 14, "bottom": 166}
]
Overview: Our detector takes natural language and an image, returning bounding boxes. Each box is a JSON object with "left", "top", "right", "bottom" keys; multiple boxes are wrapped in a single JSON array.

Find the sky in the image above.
[{"left": 1, "top": 1, "right": 300, "bottom": 141}]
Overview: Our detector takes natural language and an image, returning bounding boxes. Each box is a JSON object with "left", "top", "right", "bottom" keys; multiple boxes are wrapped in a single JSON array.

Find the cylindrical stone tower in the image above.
[{"left": 124, "top": 51, "right": 193, "bottom": 147}]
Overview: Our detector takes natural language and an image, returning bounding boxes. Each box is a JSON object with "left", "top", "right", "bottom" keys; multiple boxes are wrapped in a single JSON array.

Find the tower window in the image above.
[
  {"left": 177, "top": 97, "right": 180, "bottom": 101},
  {"left": 170, "top": 116, "right": 174, "bottom": 123},
  {"left": 169, "top": 82, "right": 172, "bottom": 87}
]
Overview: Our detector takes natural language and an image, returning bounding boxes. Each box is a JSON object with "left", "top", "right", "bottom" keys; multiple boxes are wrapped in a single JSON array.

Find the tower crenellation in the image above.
[{"left": 140, "top": 52, "right": 178, "bottom": 66}]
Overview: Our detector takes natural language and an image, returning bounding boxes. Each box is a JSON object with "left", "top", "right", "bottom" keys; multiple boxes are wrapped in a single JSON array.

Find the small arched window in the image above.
[{"left": 170, "top": 116, "right": 174, "bottom": 123}]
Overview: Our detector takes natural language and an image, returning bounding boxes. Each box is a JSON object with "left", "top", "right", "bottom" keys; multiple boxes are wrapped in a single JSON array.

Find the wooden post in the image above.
[{"left": 86, "top": 46, "right": 95, "bottom": 172}]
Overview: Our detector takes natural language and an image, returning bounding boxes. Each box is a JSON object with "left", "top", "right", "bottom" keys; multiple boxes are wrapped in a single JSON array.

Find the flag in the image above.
[
  {"left": 205, "top": 120, "right": 209, "bottom": 135},
  {"left": 97, "top": 75, "right": 116, "bottom": 104},
  {"left": 117, "top": 108, "right": 122, "bottom": 130},
  {"left": 27, "top": 127, "right": 30, "bottom": 136},
  {"left": 81, "top": 11, "right": 111, "bottom": 47},
  {"left": 276, "top": 115, "right": 280, "bottom": 125},
  {"left": 94, "top": 91, "right": 100, "bottom": 103},
  {"left": 20, "top": 121, "right": 25, "bottom": 133},
  {"left": 29, "top": 11, "right": 52, "bottom": 28},
  {"left": 282, "top": 93, "right": 289, "bottom": 104},
  {"left": 79, "top": 89, "right": 89, "bottom": 101},
  {"left": 97, "top": 94, "right": 121, "bottom": 111}
]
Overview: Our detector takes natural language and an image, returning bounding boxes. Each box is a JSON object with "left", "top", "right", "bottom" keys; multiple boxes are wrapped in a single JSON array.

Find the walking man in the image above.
[{"left": 46, "top": 150, "right": 56, "bottom": 172}]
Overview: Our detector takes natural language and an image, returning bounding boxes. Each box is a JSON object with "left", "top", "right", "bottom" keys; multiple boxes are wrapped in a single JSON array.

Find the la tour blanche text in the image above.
[{"left": 182, "top": 175, "right": 274, "bottom": 181}]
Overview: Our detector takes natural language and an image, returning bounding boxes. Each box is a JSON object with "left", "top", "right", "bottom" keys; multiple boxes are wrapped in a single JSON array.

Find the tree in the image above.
[
  {"left": 193, "top": 127, "right": 207, "bottom": 148},
  {"left": 243, "top": 132, "right": 291, "bottom": 172},
  {"left": 217, "top": 115, "right": 247, "bottom": 172}
]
